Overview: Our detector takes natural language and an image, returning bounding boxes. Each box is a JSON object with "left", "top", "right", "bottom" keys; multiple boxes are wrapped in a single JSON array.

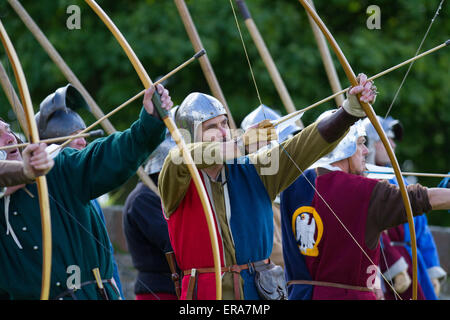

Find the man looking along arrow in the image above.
[
  {"left": 364, "top": 117, "right": 447, "bottom": 300},
  {"left": 280, "top": 113, "right": 450, "bottom": 300},
  {"left": 158, "top": 73, "right": 377, "bottom": 300}
]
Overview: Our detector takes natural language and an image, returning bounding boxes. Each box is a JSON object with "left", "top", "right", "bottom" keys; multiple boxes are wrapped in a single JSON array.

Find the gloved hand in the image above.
[
  {"left": 234, "top": 120, "right": 278, "bottom": 155},
  {"left": 143, "top": 84, "right": 173, "bottom": 120},
  {"left": 241, "top": 119, "right": 278, "bottom": 153},
  {"left": 431, "top": 277, "right": 441, "bottom": 297},
  {"left": 393, "top": 269, "right": 412, "bottom": 294},
  {"left": 342, "top": 73, "right": 377, "bottom": 117}
]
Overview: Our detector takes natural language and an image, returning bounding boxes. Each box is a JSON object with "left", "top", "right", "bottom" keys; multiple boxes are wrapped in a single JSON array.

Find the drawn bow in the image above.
[
  {"left": 0, "top": 20, "right": 52, "bottom": 300},
  {"left": 84, "top": 0, "right": 223, "bottom": 299},
  {"left": 297, "top": 0, "right": 418, "bottom": 299}
]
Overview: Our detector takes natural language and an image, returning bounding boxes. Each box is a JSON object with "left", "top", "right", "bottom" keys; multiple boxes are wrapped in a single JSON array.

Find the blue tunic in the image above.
[
  {"left": 279, "top": 169, "right": 317, "bottom": 300},
  {"left": 226, "top": 156, "right": 273, "bottom": 299}
]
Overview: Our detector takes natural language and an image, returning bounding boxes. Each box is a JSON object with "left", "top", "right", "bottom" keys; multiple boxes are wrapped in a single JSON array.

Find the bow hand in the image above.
[
  {"left": 23, "top": 143, "right": 54, "bottom": 179},
  {"left": 143, "top": 84, "right": 173, "bottom": 120}
]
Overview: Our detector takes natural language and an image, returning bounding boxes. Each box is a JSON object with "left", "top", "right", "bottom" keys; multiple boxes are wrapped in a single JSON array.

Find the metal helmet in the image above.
[
  {"left": 241, "top": 104, "right": 302, "bottom": 143},
  {"left": 145, "top": 106, "right": 178, "bottom": 175},
  {"left": 175, "top": 92, "right": 227, "bottom": 142},
  {"left": 241, "top": 104, "right": 281, "bottom": 130},
  {"left": 35, "top": 84, "right": 89, "bottom": 140},
  {"left": 315, "top": 110, "right": 366, "bottom": 165},
  {"left": 362, "top": 116, "right": 403, "bottom": 165}
]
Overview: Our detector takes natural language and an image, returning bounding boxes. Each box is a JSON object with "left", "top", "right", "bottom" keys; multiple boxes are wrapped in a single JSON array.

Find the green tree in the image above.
[{"left": 0, "top": 0, "right": 448, "bottom": 224}]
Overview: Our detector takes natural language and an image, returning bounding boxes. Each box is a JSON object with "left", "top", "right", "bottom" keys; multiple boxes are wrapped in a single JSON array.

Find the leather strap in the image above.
[
  {"left": 183, "top": 259, "right": 270, "bottom": 276},
  {"left": 165, "top": 251, "right": 181, "bottom": 299},
  {"left": 287, "top": 280, "right": 374, "bottom": 293},
  {"left": 53, "top": 278, "right": 118, "bottom": 300},
  {"left": 185, "top": 268, "right": 197, "bottom": 300},
  {"left": 233, "top": 273, "right": 240, "bottom": 300},
  {"left": 183, "top": 259, "right": 270, "bottom": 300}
]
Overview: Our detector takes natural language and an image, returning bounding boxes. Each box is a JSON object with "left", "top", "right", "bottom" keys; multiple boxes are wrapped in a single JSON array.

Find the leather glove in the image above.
[
  {"left": 393, "top": 270, "right": 412, "bottom": 294},
  {"left": 241, "top": 119, "right": 278, "bottom": 153},
  {"left": 342, "top": 73, "right": 377, "bottom": 117},
  {"left": 235, "top": 119, "right": 278, "bottom": 154},
  {"left": 431, "top": 277, "right": 441, "bottom": 297}
]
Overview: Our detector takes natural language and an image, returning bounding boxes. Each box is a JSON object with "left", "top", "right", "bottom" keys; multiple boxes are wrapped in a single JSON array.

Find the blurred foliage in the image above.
[{"left": 0, "top": 0, "right": 448, "bottom": 225}]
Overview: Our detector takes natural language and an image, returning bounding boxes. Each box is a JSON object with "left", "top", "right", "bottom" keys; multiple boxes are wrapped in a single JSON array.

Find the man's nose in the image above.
[
  {"left": 362, "top": 145, "right": 369, "bottom": 155},
  {"left": 218, "top": 127, "right": 227, "bottom": 138},
  {"left": 75, "top": 138, "right": 87, "bottom": 149},
  {"left": 389, "top": 138, "right": 396, "bottom": 149}
]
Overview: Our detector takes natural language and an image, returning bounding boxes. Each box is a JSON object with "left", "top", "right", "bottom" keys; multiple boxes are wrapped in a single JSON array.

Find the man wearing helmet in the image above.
[
  {"left": 158, "top": 74, "right": 380, "bottom": 300},
  {"left": 280, "top": 113, "right": 450, "bottom": 300},
  {"left": 0, "top": 84, "right": 173, "bottom": 299},
  {"left": 34, "top": 84, "right": 124, "bottom": 298},
  {"left": 240, "top": 104, "right": 302, "bottom": 269}
]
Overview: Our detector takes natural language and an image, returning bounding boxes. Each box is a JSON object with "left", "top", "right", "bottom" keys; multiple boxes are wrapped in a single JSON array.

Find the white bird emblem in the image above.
[{"left": 296, "top": 213, "right": 316, "bottom": 254}]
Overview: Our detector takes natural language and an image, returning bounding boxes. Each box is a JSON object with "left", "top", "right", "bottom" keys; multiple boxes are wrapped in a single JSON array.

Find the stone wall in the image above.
[{"left": 102, "top": 206, "right": 450, "bottom": 300}]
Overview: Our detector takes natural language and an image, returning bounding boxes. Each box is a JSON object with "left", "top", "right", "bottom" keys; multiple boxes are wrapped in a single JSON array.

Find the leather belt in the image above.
[
  {"left": 287, "top": 280, "right": 374, "bottom": 293},
  {"left": 183, "top": 259, "right": 270, "bottom": 300}
]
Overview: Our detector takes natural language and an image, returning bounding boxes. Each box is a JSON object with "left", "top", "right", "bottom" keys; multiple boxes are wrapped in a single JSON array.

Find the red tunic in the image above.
[
  {"left": 166, "top": 179, "right": 224, "bottom": 300},
  {"left": 305, "top": 171, "right": 380, "bottom": 299}
]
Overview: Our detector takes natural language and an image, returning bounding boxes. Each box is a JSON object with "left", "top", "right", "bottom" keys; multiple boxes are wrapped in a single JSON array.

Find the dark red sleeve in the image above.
[{"left": 365, "top": 181, "right": 431, "bottom": 249}]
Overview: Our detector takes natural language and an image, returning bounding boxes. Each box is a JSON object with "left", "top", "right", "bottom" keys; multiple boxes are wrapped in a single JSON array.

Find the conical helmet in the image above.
[{"left": 175, "top": 92, "right": 227, "bottom": 142}]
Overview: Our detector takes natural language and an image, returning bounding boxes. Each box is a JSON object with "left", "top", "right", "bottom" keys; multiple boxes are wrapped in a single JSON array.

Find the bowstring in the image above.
[
  {"left": 228, "top": 0, "right": 263, "bottom": 107},
  {"left": 384, "top": 0, "right": 445, "bottom": 119},
  {"left": 47, "top": 192, "right": 161, "bottom": 300},
  {"left": 228, "top": 0, "right": 403, "bottom": 299},
  {"left": 379, "top": 235, "right": 398, "bottom": 300},
  {"left": 1, "top": 52, "right": 160, "bottom": 300},
  {"left": 3, "top": 55, "right": 24, "bottom": 139}
]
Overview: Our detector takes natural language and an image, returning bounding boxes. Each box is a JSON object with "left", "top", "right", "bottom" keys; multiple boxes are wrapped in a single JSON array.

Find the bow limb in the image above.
[
  {"left": 304, "top": 0, "right": 344, "bottom": 107},
  {"left": 0, "top": 20, "right": 52, "bottom": 300},
  {"left": 235, "top": 0, "right": 302, "bottom": 122},
  {"left": 298, "top": 0, "right": 418, "bottom": 299},
  {"left": 174, "top": 0, "right": 237, "bottom": 130},
  {"left": 6, "top": 0, "right": 161, "bottom": 194},
  {"left": 0, "top": 60, "right": 30, "bottom": 140},
  {"left": 84, "top": 0, "right": 223, "bottom": 299}
]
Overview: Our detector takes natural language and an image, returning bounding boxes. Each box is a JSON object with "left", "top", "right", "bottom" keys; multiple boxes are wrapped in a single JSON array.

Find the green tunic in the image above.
[{"left": 0, "top": 109, "right": 165, "bottom": 300}]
